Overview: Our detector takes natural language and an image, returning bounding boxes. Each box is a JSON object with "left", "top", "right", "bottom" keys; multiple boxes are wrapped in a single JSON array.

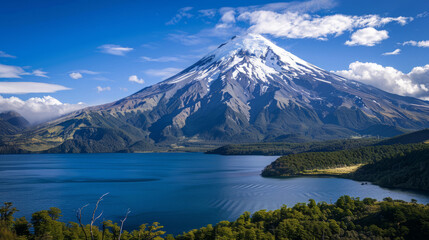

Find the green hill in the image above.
[
  {"left": 377, "top": 128, "right": 429, "bottom": 145},
  {"left": 261, "top": 143, "right": 429, "bottom": 177}
]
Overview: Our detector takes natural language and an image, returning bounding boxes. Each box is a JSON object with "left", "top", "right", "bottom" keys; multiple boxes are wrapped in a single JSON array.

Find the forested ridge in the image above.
[
  {"left": 2, "top": 196, "right": 429, "bottom": 240},
  {"left": 349, "top": 148, "right": 429, "bottom": 191},
  {"left": 261, "top": 143, "right": 429, "bottom": 177},
  {"left": 206, "top": 138, "right": 378, "bottom": 156}
]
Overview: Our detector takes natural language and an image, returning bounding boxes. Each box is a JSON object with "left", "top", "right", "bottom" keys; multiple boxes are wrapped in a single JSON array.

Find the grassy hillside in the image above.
[{"left": 2, "top": 196, "right": 429, "bottom": 239}]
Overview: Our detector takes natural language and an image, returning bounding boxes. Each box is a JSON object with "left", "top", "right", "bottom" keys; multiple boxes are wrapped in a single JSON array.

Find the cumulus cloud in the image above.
[
  {"left": 0, "top": 95, "right": 85, "bottom": 124},
  {"left": 333, "top": 61, "right": 429, "bottom": 99},
  {"left": 216, "top": 10, "right": 236, "bottom": 29},
  {"left": 141, "top": 56, "right": 181, "bottom": 62},
  {"left": 167, "top": 7, "right": 193, "bottom": 25},
  {"left": 0, "top": 82, "right": 71, "bottom": 94},
  {"left": 69, "top": 72, "right": 83, "bottom": 79},
  {"left": 402, "top": 40, "right": 429, "bottom": 48},
  {"left": 0, "top": 51, "right": 16, "bottom": 58},
  {"left": 239, "top": 12, "right": 408, "bottom": 40},
  {"left": 96, "top": 86, "right": 111, "bottom": 92},
  {"left": 145, "top": 67, "right": 183, "bottom": 79},
  {"left": 98, "top": 44, "right": 133, "bottom": 56},
  {"left": 128, "top": 75, "right": 145, "bottom": 84},
  {"left": 382, "top": 49, "right": 401, "bottom": 56},
  {"left": 345, "top": 27, "right": 388, "bottom": 46},
  {"left": 169, "top": 0, "right": 411, "bottom": 46}
]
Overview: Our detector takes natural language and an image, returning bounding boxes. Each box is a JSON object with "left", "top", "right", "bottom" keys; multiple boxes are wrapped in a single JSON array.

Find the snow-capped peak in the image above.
[
  {"left": 207, "top": 33, "right": 322, "bottom": 72},
  {"left": 164, "top": 33, "right": 330, "bottom": 85}
]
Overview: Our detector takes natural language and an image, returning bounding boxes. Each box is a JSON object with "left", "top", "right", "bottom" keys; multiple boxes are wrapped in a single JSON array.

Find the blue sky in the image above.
[{"left": 0, "top": 0, "right": 428, "bottom": 123}]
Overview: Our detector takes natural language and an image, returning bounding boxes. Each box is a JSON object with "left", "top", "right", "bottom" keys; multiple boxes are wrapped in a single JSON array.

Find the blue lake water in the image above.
[{"left": 1, "top": 153, "right": 429, "bottom": 234}]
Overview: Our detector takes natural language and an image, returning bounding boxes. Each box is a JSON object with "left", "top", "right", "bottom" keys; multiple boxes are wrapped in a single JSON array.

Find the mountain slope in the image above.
[
  {"left": 0, "top": 111, "right": 30, "bottom": 135},
  {"left": 9, "top": 34, "right": 429, "bottom": 152}
]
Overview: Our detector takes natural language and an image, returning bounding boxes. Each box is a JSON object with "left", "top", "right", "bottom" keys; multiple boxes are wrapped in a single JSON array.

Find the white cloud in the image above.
[
  {"left": 0, "top": 64, "right": 25, "bottom": 78},
  {"left": 0, "top": 82, "right": 71, "bottom": 94},
  {"left": 141, "top": 56, "right": 181, "bottom": 62},
  {"left": 96, "top": 86, "right": 111, "bottom": 92},
  {"left": 98, "top": 44, "right": 133, "bottom": 56},
  {"left": 221, "top": 10, "right": 236, "bottom": 23},
  {"left": 199, "top": 9, "right": 216, "bottom": 18},
  {"left": 169, "top": 0, "right": 411, "bottom": 46},
  {"left": 333, "top": 61, "right": 429, "bottom": 99},
  {"left": 0, "top": 64, "right": 51, "bottom": 78},
  {"left": 69, "top": 72, "right": 83, "bottom": 79},
  {"left": 128, "top": 75, "right": 145, "bottom": 84},
  {"left": 167, "top": 7, "right": 193, "bottom": 25},
  {"left": 345, "top": 27, "right": 388, "bottom": 46},
  {"left": 402, "top": 40, "right": 429, "bottom": 48},
  {"left": 32, "top": 69, "right": 49, "bottom": 78},
  {"left": 417, "top": 11, "right": 428, "bottom": 18},
  {"left": 0, "top": 95, "right": 85, "bottom": 124},
  {"left": 145, "top": 67, "right": 183, "bottom": 79},
  {"left": 382, "top": 48, "right": 401, "bottom": 56},
  {"left": 0, "top": 51, "right": 16, "bottom": 58},
  {"left": 239, "top": 11, "right": 408, "bottom": 40},
  {"left": 69, "top": 70, "right": 100, "bottom": 79}
]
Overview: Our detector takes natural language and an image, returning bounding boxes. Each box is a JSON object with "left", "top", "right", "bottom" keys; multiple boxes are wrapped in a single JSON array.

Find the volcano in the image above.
[{"left": 10, "top": 34, "right": 429, "bottom": 152}]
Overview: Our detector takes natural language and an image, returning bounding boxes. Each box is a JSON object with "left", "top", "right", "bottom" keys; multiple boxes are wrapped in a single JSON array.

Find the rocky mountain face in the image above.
[
  {"left": 7, "top": 34, "right": 429, "bottom": 152},
  {"left": 0, "top": 111, "right": 29, "bottom": 135}
]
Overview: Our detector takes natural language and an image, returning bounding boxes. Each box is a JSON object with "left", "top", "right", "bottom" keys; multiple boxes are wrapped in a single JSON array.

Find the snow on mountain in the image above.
[
  {"left": 10, "top": 33, "right": 429, "bottom": 152},
  {"left": 165, "top": 34, "right": 328, "bottom": 87}
]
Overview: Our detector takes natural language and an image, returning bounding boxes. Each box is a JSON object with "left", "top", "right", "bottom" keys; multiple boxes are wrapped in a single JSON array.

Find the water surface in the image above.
[{"left": 1, "top": 153, "right": 429, "bottom": 234}]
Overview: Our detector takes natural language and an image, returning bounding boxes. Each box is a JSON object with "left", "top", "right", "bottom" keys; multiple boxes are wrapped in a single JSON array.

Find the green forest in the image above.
[
  {"left": 261, "top": 143, "right": 429, "bottom": 177},
  {"left": 2, "top": 196, "right": 429, "bottom": 240},
  {"left": 206, "top": 138, "right": 378, "bottom": 155},
  {"left": 349, "top": 148, "right": 429, "bottom": 191}
]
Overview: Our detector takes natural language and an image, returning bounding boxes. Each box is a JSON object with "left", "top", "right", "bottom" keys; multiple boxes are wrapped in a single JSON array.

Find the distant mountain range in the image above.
[{"left": 2, "top": 34, "right": 429, "bottom": 153}]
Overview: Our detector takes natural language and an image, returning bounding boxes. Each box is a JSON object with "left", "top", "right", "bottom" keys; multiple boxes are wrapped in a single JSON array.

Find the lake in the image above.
[{"left": 1, "top": 153, "right": 429, "bottom": 234}]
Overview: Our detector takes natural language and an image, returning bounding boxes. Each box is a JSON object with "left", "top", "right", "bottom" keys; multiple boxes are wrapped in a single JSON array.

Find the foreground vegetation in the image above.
[{"left": 2, "top": 196, "right": 429, "bottom": 240}]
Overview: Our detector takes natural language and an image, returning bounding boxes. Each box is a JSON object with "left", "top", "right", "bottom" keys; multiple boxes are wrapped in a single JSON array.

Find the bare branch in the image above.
[
  {"left": 90, "top": 193, "right": 109, "bottom": 240},
  {"left": 94, "top": 210, "right": 103, "bottom": 222},
  {"left": 76, "top": 204, "right": 89, "bottom": 240},
  {"left": 118, "top": 209, "right": 131, "bottom": 240}
]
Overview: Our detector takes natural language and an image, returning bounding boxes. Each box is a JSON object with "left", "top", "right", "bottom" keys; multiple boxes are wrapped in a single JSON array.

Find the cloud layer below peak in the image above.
[{"left": 0, "top": 95, "right": 85, "bottom": 124}]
